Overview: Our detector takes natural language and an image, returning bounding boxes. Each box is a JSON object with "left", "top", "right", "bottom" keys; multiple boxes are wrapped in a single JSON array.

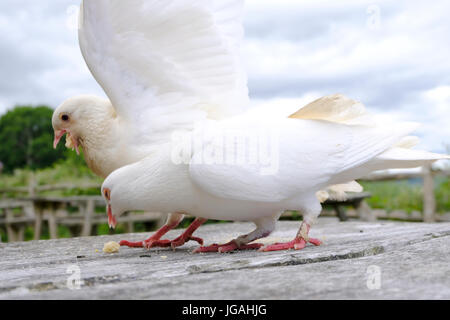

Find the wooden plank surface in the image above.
[{"left": 0, "top": 218, "right": 449, "bottom": 300}]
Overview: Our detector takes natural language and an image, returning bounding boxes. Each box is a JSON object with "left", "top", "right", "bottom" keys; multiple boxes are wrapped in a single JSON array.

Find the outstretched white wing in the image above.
[{"left": 79, "top": 0, "right": 249, "bottom": 142}]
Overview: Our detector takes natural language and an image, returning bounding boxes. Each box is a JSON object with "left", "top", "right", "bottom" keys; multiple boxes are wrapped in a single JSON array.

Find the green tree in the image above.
[{"left": 0, "top": 106, "right": 67, "bottom": 172}]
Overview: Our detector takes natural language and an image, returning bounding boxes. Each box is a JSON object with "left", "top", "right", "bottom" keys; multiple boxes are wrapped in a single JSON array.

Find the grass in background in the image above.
[
  {"left": 0, "top": 154, "right": 102, "bottom": 197},
  {"left": 436, "top": 177, "right": 450, "bottom": 212},
  {"left": 361, "top": 178, "right": 450, "bottom": 214}
]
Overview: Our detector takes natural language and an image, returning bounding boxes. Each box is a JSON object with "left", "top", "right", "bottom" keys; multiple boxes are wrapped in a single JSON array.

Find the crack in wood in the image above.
[
  {"left": 186, "top": 230, "right": 450, "bottom": 275},
  {"left": 187, "top": 246, "right": 386, "bottom": 275}
]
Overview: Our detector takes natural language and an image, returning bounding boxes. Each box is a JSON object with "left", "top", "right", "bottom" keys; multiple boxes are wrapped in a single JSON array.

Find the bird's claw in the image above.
[
  {"left": 259, "top": 237, "right": 322, "bottom": 252},
  {"left": 170, "top": 235, "right": 204, "bottom": 249},
  {"left": 143, "top": 239, "right": 170, "bottom": 249},
  {"left": 194, "top": 241, "right": 264, "bottom": 253}
]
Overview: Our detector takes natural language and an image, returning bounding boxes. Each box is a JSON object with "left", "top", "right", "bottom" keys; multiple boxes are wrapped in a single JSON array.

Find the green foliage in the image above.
[
  {"left": 0, "top": 105, "right": 67, "bottom": 173},
  {"left": 36, "top": 154, "right": 101, "bottom": 190},
  {"left": 361, "top": 179, "right": 450, "bottom": 214},
  {"left": 435, "top": 177, "right": 450, "bottom": 212},
  {"left": 0, "top": 155, "right": 101, "bottom": 198}
]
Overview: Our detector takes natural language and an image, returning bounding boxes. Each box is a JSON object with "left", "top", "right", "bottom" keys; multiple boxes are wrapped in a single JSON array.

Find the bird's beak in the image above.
[
  {"left": 107, "top": 204, "right": 117, "bottom": 229},
  {"left": 53, "top": 129, "right": 80, "bottom": 155},
  {"left": 53, "top": 130, "right": 66, "bottom": 149}
]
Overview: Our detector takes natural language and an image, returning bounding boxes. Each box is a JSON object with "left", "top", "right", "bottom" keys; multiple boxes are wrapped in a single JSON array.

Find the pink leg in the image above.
[
  {"left": 260, "top": 222, "right": 321, "bottom": 252},
  {"left": 119, "top": 215, "right": 206, "bottom": 249},
  {"left": 170, "top": 218, "right": 207, "bottom": 249},
  {"left": 119, "top": 221, "right": 180, "bottom": 248}
]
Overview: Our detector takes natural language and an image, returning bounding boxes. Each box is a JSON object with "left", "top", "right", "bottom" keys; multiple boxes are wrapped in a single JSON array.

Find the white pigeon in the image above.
[
  {"left": 51, "top": 0, "right": 362, "bottom": 249},
  {"left": 102, "top": 99, "right": 449, "bottom": 252}
]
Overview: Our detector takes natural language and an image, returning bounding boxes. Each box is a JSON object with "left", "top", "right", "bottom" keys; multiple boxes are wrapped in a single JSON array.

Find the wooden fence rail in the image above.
[
  {"left": 0, "top": 183, "right": 102, "bottom": 196},
  {"left": 0, "top": 196, "right": 166, "bottom": 242}
]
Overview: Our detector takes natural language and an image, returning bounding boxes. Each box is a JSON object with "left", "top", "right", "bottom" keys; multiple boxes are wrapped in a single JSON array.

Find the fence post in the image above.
[
  {"left": 28, "top": 173, "right": 36, "bottom": 197},
  {"left": 423, "top": 164, "right": 436, "bottom": 223},
  {"left": 81, "top": 200, "right": 95, "bottom": 237}
]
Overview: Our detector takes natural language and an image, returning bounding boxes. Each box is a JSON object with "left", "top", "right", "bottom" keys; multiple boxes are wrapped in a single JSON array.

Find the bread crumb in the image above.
[
  {"left": 103, "top": 241, "right": 120, "bottom": 253},
  {"left": 161, "top": 256, "right": 168, "bottom": 259},
  {"left": 65, "top": 132, "right": 74, "bottom": 149}
]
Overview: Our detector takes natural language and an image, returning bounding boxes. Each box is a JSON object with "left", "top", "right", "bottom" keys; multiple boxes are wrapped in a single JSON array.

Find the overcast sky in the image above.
[{"left": 0, "top": 0, "right": 449, "bottom": 152}]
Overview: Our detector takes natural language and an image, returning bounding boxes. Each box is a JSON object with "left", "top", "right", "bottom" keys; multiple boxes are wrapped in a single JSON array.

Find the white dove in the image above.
[
  {"left": 101, "top": 99, "right": 449, "bottom": 253},
  {"left": 51, "top": 0, "right": 361, "bottom": 249}
]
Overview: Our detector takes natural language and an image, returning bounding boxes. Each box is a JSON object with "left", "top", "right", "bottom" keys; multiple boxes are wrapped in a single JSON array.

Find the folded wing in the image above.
[{"left": 189, "top": 118, "right": 422, "bottom": 203}]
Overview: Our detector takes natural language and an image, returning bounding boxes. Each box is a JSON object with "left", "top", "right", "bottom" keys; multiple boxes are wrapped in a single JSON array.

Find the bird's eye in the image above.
[
  {"left": 104, "top": 189, "right": 110, "bottom": 200},
  {"left": 61, "top": 114, "right": 70, "bottom": 121}
]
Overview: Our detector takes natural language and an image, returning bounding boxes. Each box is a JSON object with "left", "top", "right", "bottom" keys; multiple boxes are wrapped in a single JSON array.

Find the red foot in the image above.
[
  {"left": 194, "top": 241, "right": 264, "bottom": 253},
  {"left": 260, "top": 237, "right": 321, "bottom": 252},
  {"left": 119, "top": 218, "right": 207, "bottom": 250},
  {"left": 119, "top": 235, "right": 203, "bottom": 249}
]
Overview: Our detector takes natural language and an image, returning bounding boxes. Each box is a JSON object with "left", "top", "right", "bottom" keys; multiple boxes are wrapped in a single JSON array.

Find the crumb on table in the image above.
[{"left": 103, "top": 241, "right": 120, "bottom": 253}]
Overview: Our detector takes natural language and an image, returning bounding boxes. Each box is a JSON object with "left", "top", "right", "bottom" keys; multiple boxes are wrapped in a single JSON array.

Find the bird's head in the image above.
[
  {"left": 101, "top": 160, "right": 154, "bottom": 229},
  {"left": 101, "top": 172, "right": 130, "bottom": 230},
  {"left": 102, "top": 186, "right": 119, "bottom": 229},
  {"left": 52, "top": 95, "right": 113, "bottom": 155}
]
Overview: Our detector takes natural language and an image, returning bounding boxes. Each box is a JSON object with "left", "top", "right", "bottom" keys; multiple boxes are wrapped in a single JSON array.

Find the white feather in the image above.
[
  {"left": 289, "top": 94, "right": 372, "bottom": 125},
  {"left": 322, "top": 181, "right": 364, "bottom": 202},
  {"left": 79, "top": 0, "right": 249, "bottom": 144}
]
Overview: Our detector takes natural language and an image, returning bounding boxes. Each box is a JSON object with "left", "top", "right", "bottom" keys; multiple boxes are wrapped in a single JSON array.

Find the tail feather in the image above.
[
  {"left": 330, "top": 129, "right": 448, "bottom": 184},
  {"left": 369, "top": 148, "right": 450, "bottom": 170},
  {"left": 343, "top": 149, "right": 450, "bottom": 181}
]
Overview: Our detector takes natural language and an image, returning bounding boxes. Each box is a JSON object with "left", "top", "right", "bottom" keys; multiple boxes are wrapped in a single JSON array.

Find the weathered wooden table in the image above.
[{"left": 1, "top": 218, "right": 449, "bottom": 299}]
